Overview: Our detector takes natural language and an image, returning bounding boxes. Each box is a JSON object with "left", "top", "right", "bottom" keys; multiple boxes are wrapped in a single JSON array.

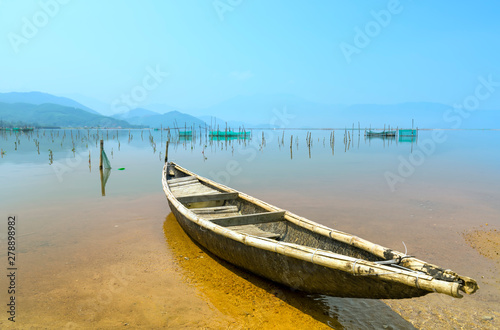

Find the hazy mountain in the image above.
[
  {"left": 112, "top": 108, "right": 160, "bottom": 120},
  {"left": 120, "top": 110, "right": 207, "bottom": 129},
  {"left": 192, "top": 95, "right": 499, "bottom": 129},
  {"left": 197, "top": 116, "right": 250, "bottom": 130},
  {"left": 193, "top": 94, "right": 330, "bottom": 127},
  {"left": 340, "top": 102, "right": 500, "bottom": 129},
  {"left": 2, "top": 92, "right": 498, "bottom": 129},
  {"left": 0, "top": 102, "right": 136, "bottom": 128},
  {"left": 144, "top": 103, "right": 178, "bottom": 114},
  {"left": 145, "top": 99, "right": 289, "bottom": 128},
  {"left": 0, "top": 92, "right": 100, "bottom": 115},
  {"left": 62, "top": 93, "right": 112, "bottom": 116}
]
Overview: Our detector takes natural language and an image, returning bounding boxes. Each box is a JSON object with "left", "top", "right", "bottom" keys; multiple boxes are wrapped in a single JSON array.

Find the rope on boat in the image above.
[
  {"left": 353, "top": 257, "right": 404, "bottom": 276},
  {"left": 311, "top": 248, "right": 319, "bottom": 264},
  {"left": 352, "top": 260, "right": 360, "bottom": 275}
]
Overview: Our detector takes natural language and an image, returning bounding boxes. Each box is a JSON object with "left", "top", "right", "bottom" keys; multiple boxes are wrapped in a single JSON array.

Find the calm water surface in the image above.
[{"left": 0, "top": 129, "right": 499, "bottom": 328}]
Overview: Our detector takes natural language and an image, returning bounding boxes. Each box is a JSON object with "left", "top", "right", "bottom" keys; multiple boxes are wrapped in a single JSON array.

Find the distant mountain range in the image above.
[
  {"left": 0, "top": 92, "right": 100, "bottom": 115},
  {"left": 112, "top": 107, "right": 159, "bottom": 120},
  {"left": 188, "top": 94, "right": 500, "bottom": 129},
  {"left": 112, "top": 109, "right": 207, "bottom": 129},
  {"left": 0, "top": 102, "right": 133, "bottom": 128},
  {"left": 0, "top": 91, "right": 498, "bottom": 129}
]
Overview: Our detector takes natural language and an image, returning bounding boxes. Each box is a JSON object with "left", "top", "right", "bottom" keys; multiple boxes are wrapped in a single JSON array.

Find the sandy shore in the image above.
[
  {"left": 383, "top": 226, "right": 500, "bottom": 329},
  {"left": 463, "top": 226, "right": 500, "bottom": 263}
]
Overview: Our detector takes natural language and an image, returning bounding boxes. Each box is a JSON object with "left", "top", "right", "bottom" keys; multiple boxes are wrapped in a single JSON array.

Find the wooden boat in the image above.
[
  {"left": 162, "top": 162, "right": 479, "bottom": 299},
  {"left": 365, "top": 130, "right": 396, "bottom": 137}
]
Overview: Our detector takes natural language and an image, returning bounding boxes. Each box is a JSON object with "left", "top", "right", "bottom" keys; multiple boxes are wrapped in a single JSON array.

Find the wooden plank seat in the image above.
[
  {"left": 167, "top": 175, "right": 198, "bottom": 183},
  {"left": 171, "top": 182, "right": 220, "bottom": 198},
  {"left": 168, "top": 176, "right": 199, "bottom": 187},
  {"left": 191, "top": 205, "right": 240, "bottom": 219},
  {"left": 170, "top": 181, "right": 202, "bottom": 189},
  {"left": 210, "top": 211, "right": 285, "bottom": 227},
  {"left": 177, "top": 192, "right": 239, "bottom": 204},
  {"left": 229, "top": 224, "right": 281, "bottom": 239},
  {"left": 191, "top": 205, "right": 239, "bottom": 214}
]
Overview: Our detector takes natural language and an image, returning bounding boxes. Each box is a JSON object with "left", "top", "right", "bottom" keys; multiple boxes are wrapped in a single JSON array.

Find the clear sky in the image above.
[{"left": 1, "top": 0, "right": 499, "bottom": 111}]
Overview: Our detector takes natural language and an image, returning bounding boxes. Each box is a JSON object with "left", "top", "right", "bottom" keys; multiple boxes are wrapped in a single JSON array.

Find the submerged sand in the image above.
[
  {"left": 2, "top": 195, "right": 498, "bottom": 329},
  {"left": 383, "top": 226, "right": 500, "bottom": 329},
  {"left": 163, "top": 213, "right": 332, "bottom": 329}
]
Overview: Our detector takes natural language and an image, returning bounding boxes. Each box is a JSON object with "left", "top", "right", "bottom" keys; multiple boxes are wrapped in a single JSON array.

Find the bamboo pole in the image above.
[
  {"left": 164, "top": 141, "right": 170, "bottom": 163},
  {"left": 100, "top": 168, "right": 105, "bottom": 196},
  {"left": 99, "top": 140, "right": 103, "bottom": 169}
]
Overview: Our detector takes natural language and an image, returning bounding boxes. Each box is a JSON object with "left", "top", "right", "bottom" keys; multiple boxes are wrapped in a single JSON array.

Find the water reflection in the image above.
[
  {"left": 2, "top": 128, "right": 499, "bottom": 200},
  {"left": 399, "top": 135, "right": 417, "bottom": 143},
  {"left": 0, "top": 128, "right": 423, "bottom": 166}
]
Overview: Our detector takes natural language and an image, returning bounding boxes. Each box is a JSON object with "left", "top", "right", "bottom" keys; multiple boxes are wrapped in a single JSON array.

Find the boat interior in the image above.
[{"left": 166, "top": 165, "right": 381, "bottom": 262}]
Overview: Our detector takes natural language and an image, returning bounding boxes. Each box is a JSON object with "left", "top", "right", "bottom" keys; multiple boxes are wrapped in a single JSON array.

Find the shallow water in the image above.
[{"left": 0, "top": 128, "right": 499, "bottom": 328}]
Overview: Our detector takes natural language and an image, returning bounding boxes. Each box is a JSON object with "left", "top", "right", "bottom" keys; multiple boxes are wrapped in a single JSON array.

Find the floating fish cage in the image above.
[
  {"left": 398, "top": 129, "right": 417, "bottom": 137},
  {"left": 398, "top": 129, "right": 417, "bottom": 142},
  {"left": 209, "top": 131, "right": 251, "bottom": 139},
  {"left": 0, "top": 127, "right": 34, "bottom": 132}
]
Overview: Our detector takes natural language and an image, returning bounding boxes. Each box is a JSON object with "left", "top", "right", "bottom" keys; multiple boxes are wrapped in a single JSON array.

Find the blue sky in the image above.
[{"left": 1, "top": 0, "right": 499, "bottom": 111}]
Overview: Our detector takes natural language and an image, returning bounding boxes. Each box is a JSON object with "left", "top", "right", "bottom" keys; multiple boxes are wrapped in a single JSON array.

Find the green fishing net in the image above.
[{"left": 101, "top": 148, "right": 112, "bottom": 169}]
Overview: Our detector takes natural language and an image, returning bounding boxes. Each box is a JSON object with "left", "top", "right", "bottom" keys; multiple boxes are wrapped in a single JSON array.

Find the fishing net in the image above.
[
  {"left": 101, "top": 149, "right": 112, "bottom": 169},
  {"left": 100, "top": 167, "right": 111, "bottom": 196},
  {"left": 100, "top": 148, "right": 111, "bottom": 196}
]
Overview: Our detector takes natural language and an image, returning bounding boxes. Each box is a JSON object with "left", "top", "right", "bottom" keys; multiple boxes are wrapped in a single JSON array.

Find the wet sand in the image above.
[
  {"left": 383, "top": 226, "right": 500, "bottom": 329},
  {"left": 463, "top": 227, "right": 500, "bottom": 263}
]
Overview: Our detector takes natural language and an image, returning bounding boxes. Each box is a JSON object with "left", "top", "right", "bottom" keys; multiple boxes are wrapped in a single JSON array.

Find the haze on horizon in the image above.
[{"left": 1, "top": 0, "right": 499, "bottom": 114}]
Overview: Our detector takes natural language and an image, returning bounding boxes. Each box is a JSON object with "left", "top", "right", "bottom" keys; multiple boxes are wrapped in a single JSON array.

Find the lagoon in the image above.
[{"left": 0, "top": 128, "right": 499, "bottom": 328}]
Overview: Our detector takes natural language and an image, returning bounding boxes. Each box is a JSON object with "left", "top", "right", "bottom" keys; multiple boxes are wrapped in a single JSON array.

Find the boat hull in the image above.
[
  {"left": 167, "top": 200, "right": 428, "bottom": 299},
  {"left": 162, "top": 162, "right": 478, "bottom": 299}
]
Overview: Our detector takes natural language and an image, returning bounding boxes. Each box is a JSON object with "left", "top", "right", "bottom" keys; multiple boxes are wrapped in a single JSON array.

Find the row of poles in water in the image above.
[{"left": 1, "top": 126, "right": 405, "bottom": 164}]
